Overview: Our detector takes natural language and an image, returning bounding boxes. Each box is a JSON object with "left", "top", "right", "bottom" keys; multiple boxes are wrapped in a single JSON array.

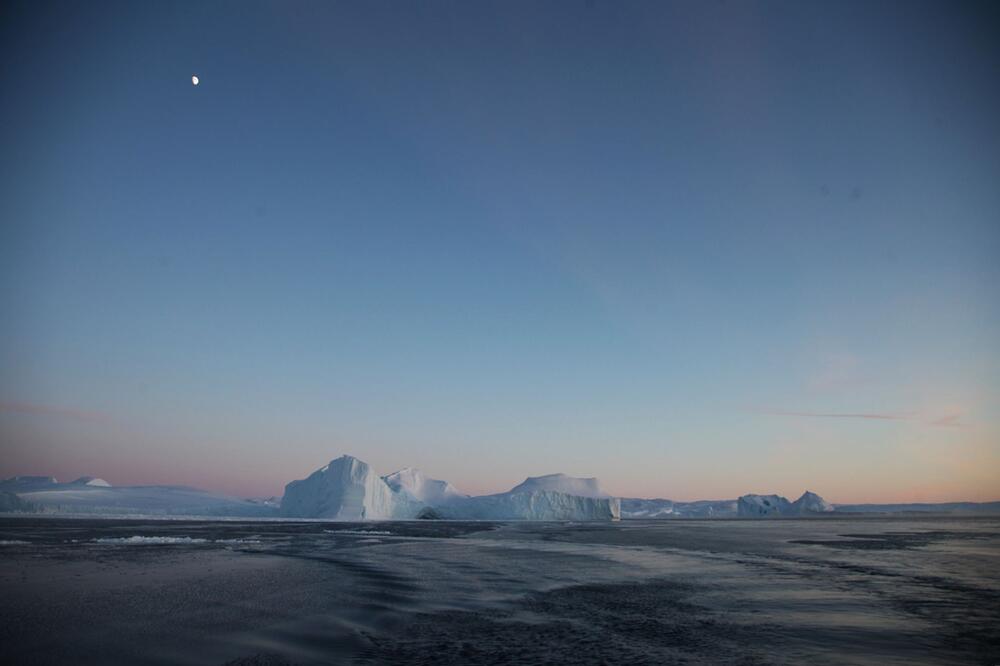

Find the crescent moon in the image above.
[{"left": 192, "top": 75, "right": 200, "bottom": 86}]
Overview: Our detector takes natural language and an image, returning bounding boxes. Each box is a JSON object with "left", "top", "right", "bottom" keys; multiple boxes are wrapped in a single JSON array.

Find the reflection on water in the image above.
[{"left": 0, "top": 517, "right": 997, "bottom": 664}]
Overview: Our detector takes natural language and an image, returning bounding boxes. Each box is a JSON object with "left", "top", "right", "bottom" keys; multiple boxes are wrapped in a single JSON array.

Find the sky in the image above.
[{"left": 1, "top": 0, "right": 998, "bottom": 503}]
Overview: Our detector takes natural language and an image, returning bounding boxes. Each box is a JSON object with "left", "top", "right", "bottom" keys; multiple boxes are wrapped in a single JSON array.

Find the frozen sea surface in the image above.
[{"left": 1, "top": 516, "right": 998, "bottom": 665}]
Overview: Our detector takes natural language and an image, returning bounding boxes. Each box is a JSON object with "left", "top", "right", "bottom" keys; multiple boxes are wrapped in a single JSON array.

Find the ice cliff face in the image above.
[
  {"left": 442, "top": 489, "right": 621, "bottom": 520},
  {"left": 281, "top": 455, "right": 422, "bottom": 520}
]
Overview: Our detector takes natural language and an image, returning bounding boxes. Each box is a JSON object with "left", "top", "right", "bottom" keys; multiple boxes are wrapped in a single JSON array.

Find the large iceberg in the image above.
[
  {"left": 278, "top": 457, "right": 620, "bottom": 521},
  {"left": 280, "top": 455, "right": 422, "bottom": 520},
  {"left": 435, "top": 472, "right": 620, "bottom": 520}
]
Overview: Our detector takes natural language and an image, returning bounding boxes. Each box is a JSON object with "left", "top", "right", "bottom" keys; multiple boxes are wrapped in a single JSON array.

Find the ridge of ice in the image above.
[{"left": 382, "top": 467, "right": 464, "bottom": 505}]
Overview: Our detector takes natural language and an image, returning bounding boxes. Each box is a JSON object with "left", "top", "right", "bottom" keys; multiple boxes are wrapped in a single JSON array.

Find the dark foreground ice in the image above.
[{"left": 1, "top": 516, "right": 998, "bottom": 665}]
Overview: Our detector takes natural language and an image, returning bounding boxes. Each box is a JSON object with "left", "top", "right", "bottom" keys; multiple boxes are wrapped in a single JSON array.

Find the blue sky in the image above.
[{"left": 1, "top": 1, "right": 998, "bottom": 501}]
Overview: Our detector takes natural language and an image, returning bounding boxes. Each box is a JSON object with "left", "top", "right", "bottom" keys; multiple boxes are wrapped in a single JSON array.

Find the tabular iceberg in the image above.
[
  {"left": 441, "top": 489, "right": 620, "bottom": 521},
  {"left": 431, "top": 472, "right": 620, "bottom": 521}
]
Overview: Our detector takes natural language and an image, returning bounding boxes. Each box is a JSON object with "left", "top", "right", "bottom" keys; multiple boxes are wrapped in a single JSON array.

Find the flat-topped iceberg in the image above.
[
  {"left": 438, "top": 472, "right": 620, "bottom": 520},
  {"left": 440, "top": 489, "right": 621, "bottom": 521}
]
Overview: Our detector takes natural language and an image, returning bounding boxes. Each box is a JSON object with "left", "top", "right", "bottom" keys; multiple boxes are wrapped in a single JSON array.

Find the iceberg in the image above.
[
  {"left": 736, "top": 491, "right": 835, "bottom": 517},
  {"left": 442, "top": 490, "right": 620, "bottom": 521},
  {"left": 436, "top": 473, "right": 620, "bottom": 520},
  {"left": 279, "top": 458, "right": 620, "bottom": 521},
  {"left": 1, "top": 475, "right": 275, "bottom": 517},
  {"left": 790, "top": 491, "right": 834, "bottom": 514},
  {"left": 620, "top": 498, "right": 738, "bottom": 519},
  {"left": 737, "top": 494, "right": 792, "bottom": 517},
  {"left": 280, "top": 455, "right": 422, "bottom": 520}
]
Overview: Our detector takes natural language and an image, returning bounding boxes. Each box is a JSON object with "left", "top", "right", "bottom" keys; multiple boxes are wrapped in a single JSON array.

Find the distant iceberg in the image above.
[
  {"left": 737, "top": 494, "right": 793, "bottom": 517},
  {"left": 0, "top": 476, "right": 275, "bottom": 517},
  {"left": 621, "top": 492, "right": 834, "bottom": 519},
  {"left": 620, "top": 498, "right": 738, "bottom": 519},
  {"left": 736, "top": 491, "right": 835, "bottom": 517}
]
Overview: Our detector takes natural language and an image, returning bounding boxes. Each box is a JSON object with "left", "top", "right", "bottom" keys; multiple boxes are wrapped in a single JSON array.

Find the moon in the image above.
[{"left": 191, "top": 75, "right": 199, "bottom": 86}]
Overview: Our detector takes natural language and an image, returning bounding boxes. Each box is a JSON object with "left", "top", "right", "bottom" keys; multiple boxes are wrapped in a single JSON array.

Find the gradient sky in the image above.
[{"left": 1, "top": 1, "right": 998, "bottom": 502}]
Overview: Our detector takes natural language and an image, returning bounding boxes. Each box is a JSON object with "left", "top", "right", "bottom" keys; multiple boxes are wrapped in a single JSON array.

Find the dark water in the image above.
[{"left": 1, "top": 516, "right": 998, "bottom": 665}]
